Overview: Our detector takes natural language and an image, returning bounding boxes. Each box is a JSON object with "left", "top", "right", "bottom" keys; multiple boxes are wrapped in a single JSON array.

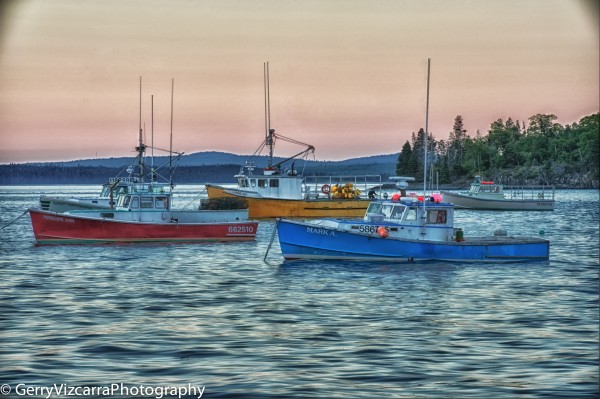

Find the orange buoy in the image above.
[
  {"left": 392, "top": 193, "right": 401, "bottom": 201},
  {"left": 377, "top": 226, "right": 389, "bottom": 238}
]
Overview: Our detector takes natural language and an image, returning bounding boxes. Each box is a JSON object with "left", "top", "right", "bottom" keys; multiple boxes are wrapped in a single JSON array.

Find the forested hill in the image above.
[
  {"left": 395, "top": 113, "right": 599, "bottom": 189},
  {"left": 0, "top": 153, "right": 399, "bottom": 185}
]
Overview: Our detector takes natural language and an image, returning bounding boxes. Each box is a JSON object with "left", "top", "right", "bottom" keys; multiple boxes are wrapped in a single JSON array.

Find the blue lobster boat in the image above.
[{"left": 276, "top": 196, "right": 550, "bottom": 262}]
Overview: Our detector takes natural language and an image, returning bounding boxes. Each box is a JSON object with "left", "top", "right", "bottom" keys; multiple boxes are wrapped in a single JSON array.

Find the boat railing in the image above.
[
  {"left": 504, "top": 185, "right": 555, "bottom": 200},
  {"left": 303, "top": 175, "right": 383, "bottom": 199}
]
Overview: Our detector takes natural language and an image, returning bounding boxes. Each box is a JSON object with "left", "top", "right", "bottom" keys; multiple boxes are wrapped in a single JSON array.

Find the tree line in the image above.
[{"left": 396, "top": 113, "right": 599, "bottom": 188}]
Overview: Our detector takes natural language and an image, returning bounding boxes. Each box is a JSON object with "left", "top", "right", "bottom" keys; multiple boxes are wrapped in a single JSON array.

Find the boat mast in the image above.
[
  {"left": 423, "top": 58, "right": 431, "bottom": 215},
  {"left": 138, "top": 76, "right": 145, "bottom": 183},
  {"left": 169, "top": 78, "right": 174, "bottom": 192},
  {"left": 151, "top": 94, "right": 154, "bottom": 184},
  {"left": 264, "top": 62, "right": 274, "bottom": 168}
]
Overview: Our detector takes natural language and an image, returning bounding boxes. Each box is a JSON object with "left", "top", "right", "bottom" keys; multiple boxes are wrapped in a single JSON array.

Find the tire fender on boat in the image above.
[{"left": 321, "top": 184, "right": 331, "bottom": 194}]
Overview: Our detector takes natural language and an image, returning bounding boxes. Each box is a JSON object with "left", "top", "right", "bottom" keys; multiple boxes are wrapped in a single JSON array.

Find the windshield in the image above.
[{"left": 366, "top": 202, "right": 382, "bottom": 214}]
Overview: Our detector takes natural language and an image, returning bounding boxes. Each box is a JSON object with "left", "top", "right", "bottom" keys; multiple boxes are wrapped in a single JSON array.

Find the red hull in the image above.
[{"left": 29, "top": 209, "right": 258, "bottom": 244}]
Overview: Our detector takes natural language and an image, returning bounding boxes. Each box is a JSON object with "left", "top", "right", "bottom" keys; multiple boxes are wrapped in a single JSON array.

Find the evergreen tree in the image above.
[{"left": 396, "top": 141, "right": 413, "bottom": 176}]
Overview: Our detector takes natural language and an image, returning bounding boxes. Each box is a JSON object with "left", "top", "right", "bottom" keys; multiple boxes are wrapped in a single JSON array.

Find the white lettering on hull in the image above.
[
  {"left": 306, "top": 226, "right": 336, "bottom": 236},
  {"left": 43, "top": 215, "right": 75, "bottom": 223}
]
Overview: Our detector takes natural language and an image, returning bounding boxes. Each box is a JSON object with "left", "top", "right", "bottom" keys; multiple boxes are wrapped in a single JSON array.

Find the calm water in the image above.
[{"left": 0, "top": 185, "right": 598, "bottom": 398}]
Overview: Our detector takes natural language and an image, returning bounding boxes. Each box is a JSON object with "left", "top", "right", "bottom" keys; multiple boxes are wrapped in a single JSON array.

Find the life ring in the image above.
[{"left": 321, "top": 184, "right": 331, "bottom": 194}]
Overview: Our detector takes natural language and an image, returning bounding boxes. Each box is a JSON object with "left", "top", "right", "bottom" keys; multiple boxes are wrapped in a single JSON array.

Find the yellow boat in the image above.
[{"left": 206, "top": 181, "right": 376, "bottom": 219}]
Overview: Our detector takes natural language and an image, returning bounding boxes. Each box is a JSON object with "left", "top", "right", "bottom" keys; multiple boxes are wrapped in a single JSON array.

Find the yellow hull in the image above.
[{"left": 206, "top": 184, "right": 370, "bottom": 218}]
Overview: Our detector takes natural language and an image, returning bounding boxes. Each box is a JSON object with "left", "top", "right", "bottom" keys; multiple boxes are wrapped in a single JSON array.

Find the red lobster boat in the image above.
[{"left": 29, "top": 188, "right": 258, "bottom": 245}]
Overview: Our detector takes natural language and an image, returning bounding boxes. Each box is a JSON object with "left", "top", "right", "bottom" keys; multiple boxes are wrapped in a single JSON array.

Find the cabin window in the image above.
[
  {"left": 366, "top": 202, "right": 382, "bottom": 214},
  {"left": 250, "top": 179, "right": 256, "bottom": 187},
  {"left": 390, "top": 205, "right": 405, "bottom": 220},
  {"left": 258, "top": 179, "right": 267, "bottom": 188},
  {"left": 155, "top": 196, "right": 168, "bottom": 209},
  {"left": 426, "top": 209, "right": 447, "bottom": 224},
  {"left": 119, "top": 195, "right": 131, "bottom": 208},
  {"left": 404, "top": 208, "right": 417, "bottom": 221},
  {"left": 131, "top": 197, "right": 139, "bottom": 209},
  {"left": 140, "top": 197, "right": 154, "bottom": 209},
  {"left": 269, "top": 179, "right": 279, "bottom": 188},
  {"left": 381, "top": 204, "right": 394, "bottom": 218},
  {"left": 238, "top": 178, "right": 248, "bottom": 188}
]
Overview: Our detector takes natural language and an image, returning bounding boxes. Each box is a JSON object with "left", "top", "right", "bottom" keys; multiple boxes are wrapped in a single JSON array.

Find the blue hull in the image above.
[{"left": 277, "top": 219, "right": 550, "bottom": 262}]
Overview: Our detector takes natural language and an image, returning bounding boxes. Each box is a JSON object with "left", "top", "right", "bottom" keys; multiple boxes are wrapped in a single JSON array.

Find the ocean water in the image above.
[{"left": 0, "top": 185, "right": 598, "bottom": 398}]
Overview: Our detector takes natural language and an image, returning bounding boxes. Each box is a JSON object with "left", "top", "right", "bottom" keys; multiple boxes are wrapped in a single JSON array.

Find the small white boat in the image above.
[{"left": 441, "top": 176, "right": 555, "bottom": 211}]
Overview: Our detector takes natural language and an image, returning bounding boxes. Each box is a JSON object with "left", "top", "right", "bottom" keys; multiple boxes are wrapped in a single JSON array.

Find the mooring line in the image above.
[
  {"left": 0, "top": 209, "right": 29, "bottom": 231},
  {"left": 263, "top": 218, "right": 279, "bottom": 262}
]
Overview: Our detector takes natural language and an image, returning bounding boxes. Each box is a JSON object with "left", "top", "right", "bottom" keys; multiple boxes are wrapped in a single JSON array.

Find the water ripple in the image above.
[{"left": 0, "top": 186, "right": 597, "bottom": 397}]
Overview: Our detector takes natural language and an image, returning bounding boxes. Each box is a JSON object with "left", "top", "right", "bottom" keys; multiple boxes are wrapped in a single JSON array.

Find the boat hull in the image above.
[
  {"left": 206, "top": 184, "right": 370, "bottom": 218},
  {"left": 441, "top": 191, "right": 554, "bottom": 211},
  {"left": 29, "top": 208, "right": 258, "bottom": 245},
  {"left": 277, "top": 219, "right": 549, "bottom": 262}
]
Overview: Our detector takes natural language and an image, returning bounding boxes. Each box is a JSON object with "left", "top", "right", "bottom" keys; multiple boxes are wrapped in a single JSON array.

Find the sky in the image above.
[{"left": 0, "top": 0, "right": 598, "bottom": 163}]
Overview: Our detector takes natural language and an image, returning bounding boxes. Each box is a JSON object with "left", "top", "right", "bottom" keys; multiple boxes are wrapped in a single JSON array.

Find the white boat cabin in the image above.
[
  {"left": 116, "top": 192, "right": 171, "bottom": 211},
  {"left": 235, "top": 171, "right": 304, "bottom": 200},
  {"left": 466, "top": 176, "right": 504, "bottom": 199},
  {"left": 65, "top": 189, "right": 247, "bottom": 224},
  {"left": 357, "top": 199, "right": 456, "bottom": 241},
  {"left": 230, "top": 163, "right": 383, "bottom": 201}
]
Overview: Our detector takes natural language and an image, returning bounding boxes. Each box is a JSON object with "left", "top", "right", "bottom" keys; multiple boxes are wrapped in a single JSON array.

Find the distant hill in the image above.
[
  {"left": 0, "top": 151, "right": 399, "bottom": 184},
  {"left": 29, "top": 150, "right": 399, "bottom": 169}
]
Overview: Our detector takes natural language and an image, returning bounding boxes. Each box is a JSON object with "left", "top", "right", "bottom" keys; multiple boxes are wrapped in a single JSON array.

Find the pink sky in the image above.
[{"left": 0, "top": 0, "right": 598, "bottom": 163}]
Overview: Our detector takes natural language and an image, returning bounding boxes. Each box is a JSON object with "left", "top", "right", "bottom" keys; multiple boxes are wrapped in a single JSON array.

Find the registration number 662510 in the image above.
[{"left": 228, "top": 226, "right": 254, "bottom": 233}]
